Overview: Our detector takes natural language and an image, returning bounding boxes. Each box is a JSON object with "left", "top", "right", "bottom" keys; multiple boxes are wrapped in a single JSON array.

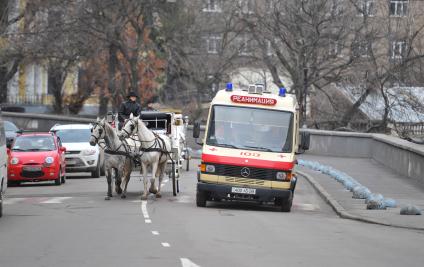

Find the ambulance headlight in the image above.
[
  {"left": 205, "top": 165, "right": 216, "bottom": 173},
  {"left": 276, "top": 172, "right": 286, "bottom": 180}
]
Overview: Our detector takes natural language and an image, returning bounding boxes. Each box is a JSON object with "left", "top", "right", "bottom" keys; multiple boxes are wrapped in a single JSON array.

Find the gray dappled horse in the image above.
[
  {"left": 118, "top": 114, "right": 172, "bottom": 200},
  {"left": 89, "top": 118, "right": 136, "bottom": 200}
]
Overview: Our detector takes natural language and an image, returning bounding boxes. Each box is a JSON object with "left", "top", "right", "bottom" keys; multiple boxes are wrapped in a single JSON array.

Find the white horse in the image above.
[
  {"left": 89, "top": 118, "right": 138, "bottom": 200},
  {"left": 118, "top": 114, "right": 172, "bottom": 200}
]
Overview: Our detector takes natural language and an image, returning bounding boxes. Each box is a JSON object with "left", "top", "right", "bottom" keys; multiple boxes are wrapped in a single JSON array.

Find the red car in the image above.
[{"left": 7, "top": 132, "right": 67, "bottom": 186}]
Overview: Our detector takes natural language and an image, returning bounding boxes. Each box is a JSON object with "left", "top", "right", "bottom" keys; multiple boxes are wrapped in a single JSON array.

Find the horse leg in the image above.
[
  {"left": 121, "top": 160, "right": 132, "bottom": 199},
  {"left": 149, "top": 160, "right": 159, "bottom": 195},
  {"left": 105, "top": 169, "right": 113, "bottom": 200},
  {"left": 115, "top": 168, "right": 123, "bottom": 195},
  {"left": 141, "top": 162, "right": 149, "bottom": 200},
  {"left": 156, "top": 162, "right": 166, "bottom": 198}
]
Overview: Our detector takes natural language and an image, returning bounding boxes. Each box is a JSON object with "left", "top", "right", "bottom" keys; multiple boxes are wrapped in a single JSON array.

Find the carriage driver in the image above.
[{"left": 118, "top": 91, "right": 142, "bottom": 130}]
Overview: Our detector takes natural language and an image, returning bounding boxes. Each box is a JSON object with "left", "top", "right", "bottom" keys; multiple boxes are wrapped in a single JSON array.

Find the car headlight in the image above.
[
  {"left": 45, "top": 157, "right": 54, "bottom": 164},
  {"left": 10, "top": 157, "right": 19, "bottom": 165},
  {"left": 82, "top": 148, "right": 97, "bottom": 156},
  {"left": 205, "top": 165, "right": 215, "bottom": 173},
  {"left": 276, "top": 172, "right": 287, "bottom": 181}
]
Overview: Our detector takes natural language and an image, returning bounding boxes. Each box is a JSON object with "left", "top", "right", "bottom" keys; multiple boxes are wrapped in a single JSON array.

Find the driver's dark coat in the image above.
[{"left": 118, "top": 100, "right": 142, "bottom": 123}]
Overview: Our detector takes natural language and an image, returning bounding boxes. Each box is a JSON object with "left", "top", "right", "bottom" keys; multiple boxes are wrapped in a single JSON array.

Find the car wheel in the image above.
[
  {"left": 55, "top": 169, "right": 62, "bottom": 186},
  {"left": 7, "top": 181, "right": 19, "bottom": 187},
  {"left": 91, "top": 162, "right": 101, "bottom": 178},
  {"left": 196, "top": 189, "right": 207, "bottom": 207}
]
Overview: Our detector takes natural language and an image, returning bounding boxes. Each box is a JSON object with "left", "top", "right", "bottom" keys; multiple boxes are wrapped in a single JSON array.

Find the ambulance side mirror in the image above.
[
  {"left": 193, "top": 122, "right": 201, "bottom": 139},
  {"left": 299, "top": 131, "right": 310, "bottom": 151}
]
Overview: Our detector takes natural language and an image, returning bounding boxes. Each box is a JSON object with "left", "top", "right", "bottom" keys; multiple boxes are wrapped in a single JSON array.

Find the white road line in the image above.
[
  {"left": 40, "top": 197, "right": 72, "bottom": 204},
  {"left": 295, "top": 203, "right": 319, "bottom": 211},
  {"left": 161, "top": 242, "right": 170, "bottom": 247},
  {"left": 151, "top": 231, "right": 159, "bottom": 235},
  {"left": 145, "top": 219, "right": 152, "bottom": 224},
  {"left": 141, "top": 200, "right": 149, "bottom": 218},
  {"left": 3, "top": 198, "right": 26, "bottom": 205},
  {"left": 164, "top": 179, "right": 169, "bottom": 183},
  {"left": 180, "top": 258, "right": 201, "bottom": 267}
]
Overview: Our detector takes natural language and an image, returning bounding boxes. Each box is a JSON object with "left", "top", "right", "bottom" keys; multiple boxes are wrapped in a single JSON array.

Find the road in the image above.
[{"left": 1, "top": 160, "right": 424, "bottom": 267}]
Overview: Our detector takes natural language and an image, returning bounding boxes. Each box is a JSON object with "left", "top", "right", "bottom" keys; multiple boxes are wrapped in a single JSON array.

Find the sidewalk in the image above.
[{"left": 297, "top": 154, "right": 424, "bottom": 230}]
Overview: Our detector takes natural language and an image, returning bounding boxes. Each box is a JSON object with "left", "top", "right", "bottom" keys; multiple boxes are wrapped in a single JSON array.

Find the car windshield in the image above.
[
  {"left": 54, "top": 128, "right": 91, "bottom": 143},
  {"left": 4, "top": 121, "right": 18, "bottom": 132},
  {"left": 206, "top": 105, "right": 294, "bottom": 153},
  {"left": 12, "top": 136, "right": 56, "bottom": 151}
]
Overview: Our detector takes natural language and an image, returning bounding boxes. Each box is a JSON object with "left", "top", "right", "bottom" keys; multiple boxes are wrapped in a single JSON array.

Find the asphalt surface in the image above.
[{"left": 1, "top": 160, "right": 424, "bottom": 267}]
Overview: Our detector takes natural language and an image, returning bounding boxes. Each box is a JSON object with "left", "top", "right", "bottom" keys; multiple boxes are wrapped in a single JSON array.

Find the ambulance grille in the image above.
[
  {"left": 224, "top": 177, "right": 265, "bottom": 186},
  {"left": 213, "top": 164, "right": 278, "bottom": 181}
]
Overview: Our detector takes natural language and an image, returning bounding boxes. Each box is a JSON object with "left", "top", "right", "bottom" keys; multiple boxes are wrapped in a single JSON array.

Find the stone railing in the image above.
[{"left": 304, "top": 129, "right": 424, "bottom": 185}]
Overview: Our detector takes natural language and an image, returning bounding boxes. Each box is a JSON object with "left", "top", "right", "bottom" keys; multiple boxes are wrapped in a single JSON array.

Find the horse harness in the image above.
[
  {"left": 92, "top": 121, "right": 142, "bottom": 166},
  {"left": 122, "top": 118, "right": 174, "bottom": 164}
]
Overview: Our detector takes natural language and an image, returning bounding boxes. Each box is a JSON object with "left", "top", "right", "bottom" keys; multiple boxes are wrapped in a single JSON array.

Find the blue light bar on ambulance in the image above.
[
  {"left": 226, "top": 83, "right": 233, "bottom": 91},
  {"left": 279, "top": 87, "right": 286, "bottom": 97}
]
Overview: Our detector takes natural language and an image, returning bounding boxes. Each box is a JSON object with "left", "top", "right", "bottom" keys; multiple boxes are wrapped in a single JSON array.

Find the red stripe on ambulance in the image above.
[{"left": 202, "top": 153, "right": 294, "bottom": 170}]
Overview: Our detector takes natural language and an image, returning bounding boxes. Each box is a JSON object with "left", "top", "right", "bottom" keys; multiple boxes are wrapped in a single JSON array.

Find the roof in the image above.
[
  {"left": 50, "top": 124, "right": 92, "bottom": 130},
  {"left": 17, "top": 132, "right": 54, "bottom": 137},
  {"left": 211, "top": 89, "right": 298, "bottom": 112},
  {"left": 340, "top": 86, "right": 424, "bottom": 123}
]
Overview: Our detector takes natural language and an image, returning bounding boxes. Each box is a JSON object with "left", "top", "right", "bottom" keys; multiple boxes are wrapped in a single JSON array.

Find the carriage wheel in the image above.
[{"left": 172, "top": 161, "right": 177, "bottom": 196}]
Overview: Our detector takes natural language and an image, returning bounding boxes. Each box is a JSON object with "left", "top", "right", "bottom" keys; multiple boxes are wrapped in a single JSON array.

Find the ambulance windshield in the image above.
[{"left": 206, "top": 105, "right": 294, "bottom": 153}]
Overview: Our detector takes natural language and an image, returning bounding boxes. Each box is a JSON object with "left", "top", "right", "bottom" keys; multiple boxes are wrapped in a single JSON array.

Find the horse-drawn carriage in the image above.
[{"left": 106, "top": 110, "right": 190, "bottom": 196}]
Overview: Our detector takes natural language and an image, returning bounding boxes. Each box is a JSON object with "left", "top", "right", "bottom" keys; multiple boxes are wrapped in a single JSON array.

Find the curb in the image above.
[{"left": 297, "top": 170, "right": 424, "bottom": 231}]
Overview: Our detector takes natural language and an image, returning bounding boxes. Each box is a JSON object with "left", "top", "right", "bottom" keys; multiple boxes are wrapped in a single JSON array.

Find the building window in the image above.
[
  {"left": 329, "top": 40, "right": 342, "bottom": 57},
  {"left": 390, "top": 0, "right": 408, "bottom": 17},
  {"left": 330, "top": 0, "right": 345, "bottom": 16},
  {"left": 357, "top": 0, "right": 376, "bottom": 16},
  {"left": 238, "top": 35, "right": 253, "bottom": 56},
  {"left": 203, "top": 0, "right": 221, "bottom": 13},
  {"left": 265, "top": 0, "right": 276, "bottom": 13},
  {"left": 239, "top": 0, "right": 255, "bottom": 14},
  {"left": 352, "top": 40, "right": 372, "bottom": 58},
  {"left": 266, "top": 40, "right": 273, "bottom": 56},
  {"left": 391, "top": 40, "right": 407, "bottom": 59},
  {"left": 205, "top": 34, "right": 221, "bottom": 54}
]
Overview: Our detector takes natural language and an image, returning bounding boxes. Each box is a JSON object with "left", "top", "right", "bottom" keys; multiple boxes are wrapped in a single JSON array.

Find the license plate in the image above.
[
  {"left": 231, "top": 187, "right": 256, "bottom": 195},
  {"left": 23, "top": 166, "right": 42, "bottom": 171},
  {"left": 66, "top": 160, "right": 76, "bottom": 165}
]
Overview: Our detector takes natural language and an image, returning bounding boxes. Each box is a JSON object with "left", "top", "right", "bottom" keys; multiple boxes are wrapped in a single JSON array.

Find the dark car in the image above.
[{"left": 4, "top": 121, "right": 19, "bottom": 148}]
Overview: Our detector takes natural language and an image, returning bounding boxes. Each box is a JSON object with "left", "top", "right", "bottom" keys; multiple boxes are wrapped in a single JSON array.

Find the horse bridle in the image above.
[
  {"left": 121, "top": 118, "right": 139, "bottom": 139},
  {"left": 90, "top": 122, "right": 105, "bottom": 144}
]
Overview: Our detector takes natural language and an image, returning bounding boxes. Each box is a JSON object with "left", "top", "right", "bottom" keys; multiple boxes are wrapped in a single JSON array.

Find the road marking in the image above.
[
  {"left": 161, "top": 242, "right": 170, "bottom": 247},
  {"left": 40, "top": 197, "right": 72, "bottom": 204},
  {"left": 295, "top": 203, "right": 319, "bottom": 211},
  {"left": 175, "top": 195, "right": 193, "bottom": 203},
  {"left": 145, "top": 219, "right": 152, "bottom": 224},
  {"left": 180, "top": 258, "right": 201, "bottom": 267},
  {"left": 141, "top": 200, "right": 149, "bottom": 218},
  {"left": 3, "top": 198, "right": 26, "bottom": 205},
  {"left": 152, "top": 231, "right": 159, "bottom": 235}
]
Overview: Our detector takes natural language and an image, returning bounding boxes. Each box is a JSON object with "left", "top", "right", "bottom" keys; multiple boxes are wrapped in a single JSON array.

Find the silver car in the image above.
[{"left": 50, "top": 124, "right": 104, "bottom": 178}]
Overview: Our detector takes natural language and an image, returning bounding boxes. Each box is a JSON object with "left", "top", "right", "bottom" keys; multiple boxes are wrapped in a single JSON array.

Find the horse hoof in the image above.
[
  {"left": 116, "top": 188, "right": 123, "bottom": 194},
  {"left": 105, "top": 196, "right": 111, "bottom": 200},
  {"left": 155, "top": 193, "right": 162, "bottom": 198},
  {"left": 121, "top": 195, "right": 127, "bottom": 199},
  {"left": 149, "top": 188, "right": 158, "bottom": 194}
]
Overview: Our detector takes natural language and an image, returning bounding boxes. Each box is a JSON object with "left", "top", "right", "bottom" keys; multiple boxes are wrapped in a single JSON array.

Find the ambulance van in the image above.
[{"left": 193, "top": 84, "right": 310, "bottom": 212}]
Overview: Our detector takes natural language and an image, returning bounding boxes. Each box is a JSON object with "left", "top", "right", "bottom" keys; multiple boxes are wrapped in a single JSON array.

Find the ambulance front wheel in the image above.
[
  {"left": 196, "top": 189, "right": 207, "bottom": 207},
  {"left": 280, "top": 198, "right": 293, "bottom": 212}
]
